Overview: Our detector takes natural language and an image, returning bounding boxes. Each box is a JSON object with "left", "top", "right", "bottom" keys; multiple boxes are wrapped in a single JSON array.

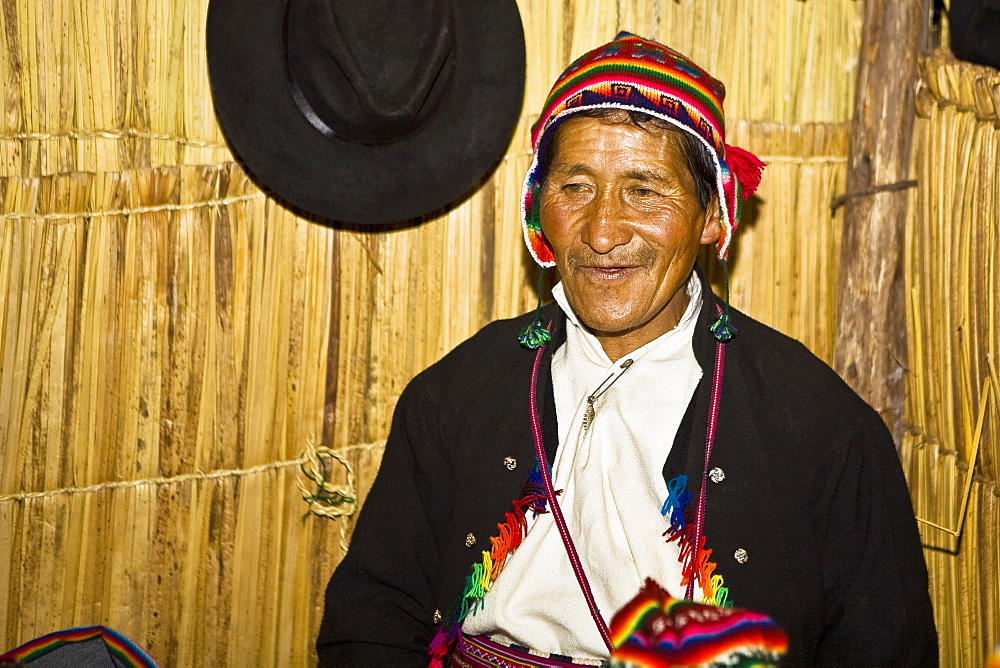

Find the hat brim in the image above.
[{"left": 207, "top": 0, "right": 525, "bottom": 226}]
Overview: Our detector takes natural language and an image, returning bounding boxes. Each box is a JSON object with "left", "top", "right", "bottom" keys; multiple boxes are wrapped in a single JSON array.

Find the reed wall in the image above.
[
  {"left": 901, "top": 50, "right": 1000, "bottom": 666},
  {"left": 7, "top": 0, "right": 984, "bottom": 665}
]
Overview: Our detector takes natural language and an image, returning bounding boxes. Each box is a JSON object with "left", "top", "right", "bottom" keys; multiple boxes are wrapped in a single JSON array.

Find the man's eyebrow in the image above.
[
  {"left": 623, "top": 168, "right": 671, "bottom": 184},
  {"left": 548, "top": 163, "right": 594, "bottom": 178},
  {"left": 547, "top": 164, "right": 674, "bottom": 184}
]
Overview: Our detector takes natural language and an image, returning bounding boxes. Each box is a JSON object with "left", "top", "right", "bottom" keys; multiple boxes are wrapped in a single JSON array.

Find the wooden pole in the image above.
[{"left": 834, "top": 0, "right": 929, "bottom": 444}]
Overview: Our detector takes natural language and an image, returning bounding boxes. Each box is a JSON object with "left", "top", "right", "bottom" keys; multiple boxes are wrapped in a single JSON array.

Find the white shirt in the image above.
[{"left": 463, "top": 273, "right": 705, "bottom": 659}]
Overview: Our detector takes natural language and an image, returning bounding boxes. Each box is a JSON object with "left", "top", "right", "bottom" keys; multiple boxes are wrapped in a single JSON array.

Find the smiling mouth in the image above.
[{"left": 580, "top": 265, "right": 640, "bottom": 279}]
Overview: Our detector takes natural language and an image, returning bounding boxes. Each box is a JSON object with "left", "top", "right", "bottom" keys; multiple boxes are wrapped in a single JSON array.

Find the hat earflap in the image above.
[{"left": 710, "top": 145, "right": 766, "bottom": 342}]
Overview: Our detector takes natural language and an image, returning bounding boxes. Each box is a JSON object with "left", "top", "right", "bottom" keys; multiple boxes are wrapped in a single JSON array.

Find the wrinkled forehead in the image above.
[{"left": 542, "top": 112, "right": 698, "bottom": 180}]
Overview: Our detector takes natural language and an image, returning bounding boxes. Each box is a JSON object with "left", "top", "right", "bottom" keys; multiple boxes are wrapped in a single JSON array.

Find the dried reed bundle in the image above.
[{"left": 902, "top": 50, "right": 1000, "bottom": 667}]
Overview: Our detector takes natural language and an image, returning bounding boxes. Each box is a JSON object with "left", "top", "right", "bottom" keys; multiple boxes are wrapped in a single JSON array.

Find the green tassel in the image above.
[
  {"left": 709, "top": 311, "right": 736, "bottom": 342},
  {"left": 518, "top": 318, "right": 552, "bottom": 349},
  {"left": 518, "top": 268, "right": 552, "bottom": 350},
  {"left": 710, "top": 258, "right": 738, "bottom": 342}
]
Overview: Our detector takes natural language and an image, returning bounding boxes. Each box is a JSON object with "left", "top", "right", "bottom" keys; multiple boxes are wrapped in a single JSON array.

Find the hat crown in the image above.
[
  {"left": 530, "top": 32, "right": 728, "bottom": 151},
  {"left": 285, "top": 0, "right": 456, "bottom": 145}
]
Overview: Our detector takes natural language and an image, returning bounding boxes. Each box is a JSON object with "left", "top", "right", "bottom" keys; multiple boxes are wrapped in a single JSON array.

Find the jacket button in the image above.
[
  {"left": 709, "top": 467, "right": 725, "bottom": 483},
  {"left": 433, "top": 609, "right": 442, "bottom": 624},
  {"left": 734, "top": 548, "right": 749, "bottom": 564},
  {"left": 465, "top": 533, "right": 477, "bottom": 548},
  {"left": 504, "top": 456, "right": 517, "bottom": 470}
]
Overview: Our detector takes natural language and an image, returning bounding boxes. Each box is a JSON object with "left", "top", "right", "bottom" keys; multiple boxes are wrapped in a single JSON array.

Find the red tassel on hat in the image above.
[{"left": 725, "top": 145, "right": 766, "bottom": 197}]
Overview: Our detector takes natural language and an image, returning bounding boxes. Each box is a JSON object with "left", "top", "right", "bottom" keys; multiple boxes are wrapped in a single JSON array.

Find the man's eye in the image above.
[
  {"left": 633, "top": 187, "right": 659, "bottom": 197},
  {"left": 562, "top": 183, "right": 589, "bottom": 193}
]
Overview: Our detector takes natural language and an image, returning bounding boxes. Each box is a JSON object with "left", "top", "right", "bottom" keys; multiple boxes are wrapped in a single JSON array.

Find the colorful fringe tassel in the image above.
[
  {"left": 429, "top": 462, "right": 551, "bottom": 667},
  {"left": 661, "top": 474, "right": 730, "bottom": 607}
]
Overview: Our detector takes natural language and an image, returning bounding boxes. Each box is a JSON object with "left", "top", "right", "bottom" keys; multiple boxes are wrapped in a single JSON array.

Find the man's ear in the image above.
[{"left": 699, "top": 197, "right": 722, "bottom": 245}]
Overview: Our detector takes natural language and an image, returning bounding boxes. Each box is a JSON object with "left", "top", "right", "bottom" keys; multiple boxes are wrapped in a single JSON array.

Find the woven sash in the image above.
[{"left": 452, "top": 632, "right": 601, "bottom": 668}]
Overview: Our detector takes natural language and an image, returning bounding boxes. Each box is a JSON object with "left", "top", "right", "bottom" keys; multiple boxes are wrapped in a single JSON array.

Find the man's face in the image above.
[{"left": 540, "top": 115, "right": 720, "bottom": 359}]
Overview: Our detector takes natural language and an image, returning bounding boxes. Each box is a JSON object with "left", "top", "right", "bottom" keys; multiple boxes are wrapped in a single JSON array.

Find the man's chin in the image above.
[
  {"left": 563, "top": 291, "right": 647, "bottom": 335},
  {"left": 575, "top": 313, "right": 646, "bottom": 338},
  {"left": 567, "top": 292, "right": 690, "bottom": 348}
]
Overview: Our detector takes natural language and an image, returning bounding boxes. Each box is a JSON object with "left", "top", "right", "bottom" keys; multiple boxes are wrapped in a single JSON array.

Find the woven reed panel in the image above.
[
  {"left": 901, "top": 51, "right": 1000, "bottom": 667},
  {"left": 0, "top": 166, "right": 347, "bottom": 665},
  {"left": 1, "top": 0, "right": 862, "bottom": 663}
]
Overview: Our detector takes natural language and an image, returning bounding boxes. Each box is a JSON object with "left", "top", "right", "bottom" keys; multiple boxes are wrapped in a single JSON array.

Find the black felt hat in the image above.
[{"left": 206, "top": 0, "right": 526, "bottom": 226}]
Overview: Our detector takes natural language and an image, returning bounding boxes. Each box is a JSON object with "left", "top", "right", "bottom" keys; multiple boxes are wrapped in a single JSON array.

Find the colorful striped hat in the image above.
[
  {"left": 518, "top": 33, "right": 764, "bottom": 343},
  {"left": 0, "top": 626, "right": 158, "bottom": 666},
  {"left": 522, "top": 31, "right": 764, "bottom": 265},
  {"left": 606, "top": 579, "right": 787, "bottom": 667}
]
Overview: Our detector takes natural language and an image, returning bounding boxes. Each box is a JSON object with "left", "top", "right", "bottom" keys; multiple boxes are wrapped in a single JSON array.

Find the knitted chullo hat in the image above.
[
  {"left": 518, "top": 32, "right": 765, "bottom": 346},
  {"left": 606, "top": 579, "right": 788, "bottom": 668}
]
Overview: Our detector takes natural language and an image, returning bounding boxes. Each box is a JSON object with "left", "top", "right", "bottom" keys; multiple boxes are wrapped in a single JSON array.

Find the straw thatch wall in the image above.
[
  {"left": 11, "top": 0, "right": 992, "bottom": 664},
  {"left": 901, "top": 50, "right": 1000, "bottom": 666}
]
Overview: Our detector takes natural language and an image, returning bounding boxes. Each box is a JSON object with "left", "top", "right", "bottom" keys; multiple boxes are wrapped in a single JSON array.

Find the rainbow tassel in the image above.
[
  {"left": 661, "top": 475, "right": 730, "bottom": 607},
  {"left": 427, "top": 461, "right": 552, "bottom": 662}
]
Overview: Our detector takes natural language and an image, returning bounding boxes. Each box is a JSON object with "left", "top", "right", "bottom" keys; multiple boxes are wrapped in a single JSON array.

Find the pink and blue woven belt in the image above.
[{"left": 453, "top": 632, "right": 603, "bottom": 668}]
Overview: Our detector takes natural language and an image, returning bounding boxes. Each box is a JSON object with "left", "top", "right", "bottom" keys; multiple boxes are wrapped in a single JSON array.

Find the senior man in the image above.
[{"left": 318, "top": 33, "right": 936, "bottom": 666}]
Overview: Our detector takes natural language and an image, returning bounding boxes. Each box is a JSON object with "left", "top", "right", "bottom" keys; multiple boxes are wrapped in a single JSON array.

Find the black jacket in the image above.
[{"left": 318, "top": 274, "right": 937, "bottom": 666}]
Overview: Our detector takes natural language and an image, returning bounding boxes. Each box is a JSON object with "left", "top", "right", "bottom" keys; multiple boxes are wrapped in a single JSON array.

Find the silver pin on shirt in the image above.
[{"left": 582, "top": 358, "right": 634, "bottom": 432}]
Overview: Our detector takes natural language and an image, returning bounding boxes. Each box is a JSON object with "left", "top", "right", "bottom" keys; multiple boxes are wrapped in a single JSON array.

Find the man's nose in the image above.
[{"left": 580, "top": 191, "right": 631, "bottom": 254}]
